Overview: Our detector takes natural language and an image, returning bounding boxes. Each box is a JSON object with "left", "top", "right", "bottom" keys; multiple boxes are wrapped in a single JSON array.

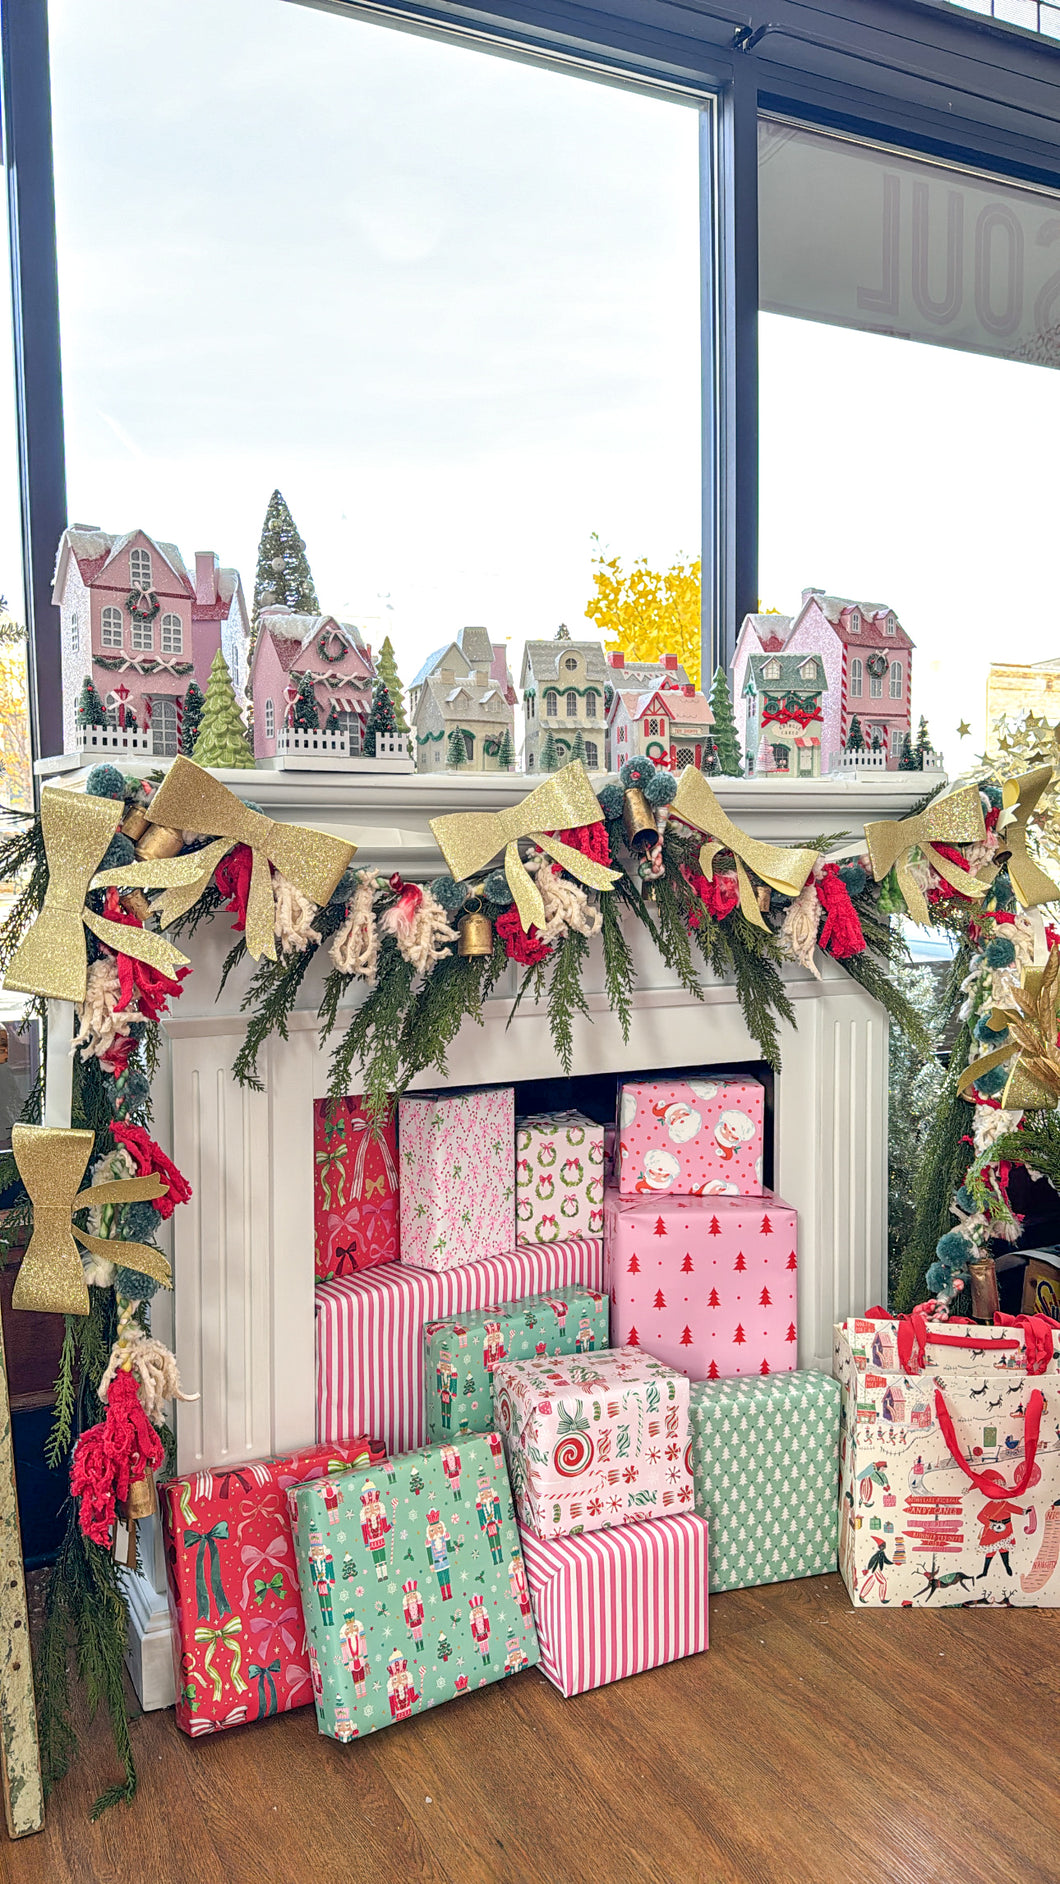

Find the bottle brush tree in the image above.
[
  {"left": 708, "top": 667, "right": 742, "bottom": 775},
  {"left": 448, "top": 727, "right": 468, "bottom": 769},
  {"left": 845, "top": 715, "right": 865, "bottom": 754},
  {"left": 291, "top": 671, "right": 320, "bottom": 731},
  {"left": 364, "top": 680, "right": 397, "bottom": 757},
  {"left": 75, "top": 676, "right": 107, "bottom": 729},
  {"left": 180, "top": 679, "right": 205, "bottom": 755},
  {"left": 250, "top": 488, "right": 319, "bottom": 649},
  {"left": 376, "top": 636, "right": 409, "bottom": 734}
]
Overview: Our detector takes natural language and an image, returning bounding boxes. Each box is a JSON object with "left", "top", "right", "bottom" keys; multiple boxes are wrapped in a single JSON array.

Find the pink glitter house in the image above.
[{"left": 249, "top": 605, "right": 377, "bottom": 758}]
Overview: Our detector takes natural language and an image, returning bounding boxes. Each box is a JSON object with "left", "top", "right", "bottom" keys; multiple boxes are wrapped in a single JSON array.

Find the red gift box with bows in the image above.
[
  {"left": 162, "top": 1438, "right": 383, "bottom": 1736},
  {"left": 314, "top": 1097, "right": 399, "bottom": 1282}
]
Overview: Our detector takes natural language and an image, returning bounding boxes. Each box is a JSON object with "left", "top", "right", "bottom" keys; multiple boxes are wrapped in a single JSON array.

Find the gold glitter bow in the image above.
[
  {"left": 143, "top": 757, "right": 357, "bottom": 961},
  {"left": 429, "top": 761, "right": 620, "bottom": 933},
  {"left": 3, "top": 787, "right": 201, "bottom": 1004},
  {"left": 995, "top": 767, "right": 1060, "bottom": 910},
  {"left": 957, "top": 947, "right": 1060, "bottom": 1110},
  {"left": 669, "top": 769, "right": 818, "bottom": 930},
  {"left": 11, "top": 1123, "right": 173, "bottom": 1316},
  {"left": 864, "top": 785, "right": 991, "bottom": 928}
]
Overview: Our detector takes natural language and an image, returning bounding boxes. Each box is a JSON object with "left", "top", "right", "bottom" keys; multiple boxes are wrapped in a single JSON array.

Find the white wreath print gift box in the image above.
[{"left": 515, "top": 1110, "right": 605, "bottom": 1245}]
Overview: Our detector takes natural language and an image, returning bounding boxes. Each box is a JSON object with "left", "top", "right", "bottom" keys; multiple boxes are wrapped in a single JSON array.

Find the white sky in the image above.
[{"left": 0, "top": 0, "right": 1053, "bottom": 772}]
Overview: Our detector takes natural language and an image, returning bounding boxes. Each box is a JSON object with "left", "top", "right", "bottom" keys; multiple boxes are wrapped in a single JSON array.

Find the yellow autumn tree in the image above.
[
  {"left": 0, "top": 616, "right": 30, "bottom": 811},
  {"left": 584, "top": 541, "right": 702, "bottom": 688}
]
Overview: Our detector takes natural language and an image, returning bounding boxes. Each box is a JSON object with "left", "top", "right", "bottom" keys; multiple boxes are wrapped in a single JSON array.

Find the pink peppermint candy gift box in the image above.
[
  {"left": 616, "top": 1076, "right": 764, "bottom": 1198},
  {"left": 399, "top": 1085, "right": 515, "bottom": 1271},
  {"left": 493, "top": 1345, "right": 694, "bottom": 1539},
  {"left": 604, "top": 1188, "right": 797, "bottom": 1381}
]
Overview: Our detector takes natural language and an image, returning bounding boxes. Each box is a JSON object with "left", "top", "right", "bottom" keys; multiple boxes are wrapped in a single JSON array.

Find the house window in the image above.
[
  {"left": 799, "top": 660, "right": 816, "bottom": 681},
  {"left": 565, "top": 690, "right": 578, "bottom": 717},
  {"left": 264, "top": 698, "right": 275, "bottom": 738},
  {"left": 850, "top": 658, "right": 863, "bottom": 698},
  {"left": 160, "top": 612, "right": 183, "bottom": 654},
  {"left": 646, "top": 716, "right": 661, "bottom": 737},
  {"left": 331, "top": 711, "right": 362, "bottom": 753},
  {"left": 526, "top": 694, "right": 534, "bottom": 720},
  {"left": 889, "top": 661, "right": 903, "bottom": 699},
  {"left": 527, "top": 753, "right": 535, "bottom": 769},
  {"left": 584, "top": 739, "right": 598, "bottom": 767},
  {"left": 129, "top": 547, "right": 152, "bottom": 590},
  {"left": 584, "top": 690, "right": 598, "bottom": 718},
  {"left": 545, "top": 690, "right": 558, "bottom": 717},
  {"left": 131, "top": 615, "right": 154, "bottom": 651},
  {"left": 100, "top": 606, "right": 123, "bottom": 648},
  {"left": 884, "top": 616, "right": 896, "bottom": 635},
  {"left": 764, "top": 660, "right": 781, "bottom": 679},
  {"left": 151, "top": 697, "right": 178, "bottom": 757},
  {"left": 849, "top": 612, "right": 861, "bottom": 633},
  {"left": 68, "top": 610, "right": 79, "bottom": 652},
  {"left": 674, "top": 743, "right": 695, "bottom": 769},
  {"left": 772, "top": 743, "right": 790, "bottom": 771},
  {"left": 563, "top": 656, "right": 578, "bottom": 673},
  {"left": 869, "top": 674, "right": 883, "bottom": 699}
]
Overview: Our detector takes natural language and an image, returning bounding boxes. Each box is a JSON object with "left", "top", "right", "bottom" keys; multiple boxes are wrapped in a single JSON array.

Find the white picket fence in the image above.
[
  {"left": 277, "top": 728, "right": 350, "bottom": 758},
  {"left": 78, "top": 726, "right": 155, "bottom": 757},
  {"left": 829, "top": 747, "right": 945, "bottom": 775}
]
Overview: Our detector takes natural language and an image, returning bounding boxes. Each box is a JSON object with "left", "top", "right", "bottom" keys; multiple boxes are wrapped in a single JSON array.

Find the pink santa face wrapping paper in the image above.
[
  {"left": 604, "top": 1188, "right": 797, "bottom": 1380},
  {"left": 616, "top": 1077, "right": 764, "bottom": 1198},
  {"left": 493, "top": 1345, "right": 694, "bottom": 1538},
  {"left": 515, "top": 1110, "right": 605, "bottom": 1245},
  {"left": 519, "top": 1512, "right": 709, "bottom": 1696},
  {"left": 399, "top": 1086, "right": 515, "bottom": 1271}
]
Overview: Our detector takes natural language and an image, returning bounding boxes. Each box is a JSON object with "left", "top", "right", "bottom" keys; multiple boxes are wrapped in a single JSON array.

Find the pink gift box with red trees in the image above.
[
  {"left": 603, "top": 1189, "right": 798, "bottom": 1380},
  {"left": 615, "top": 1076, "right": 765, "bottom": 1198}
]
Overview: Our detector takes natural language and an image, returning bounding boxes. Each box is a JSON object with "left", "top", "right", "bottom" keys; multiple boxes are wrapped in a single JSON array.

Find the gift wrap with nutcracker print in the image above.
[
  {"left": 516, "top": 1110, "right": 605, "bottom": 1245},
  {"left": 688, "top": 1371, "right": 839, "bottom": 1592},
  {"left": 604, "top": 1188, "right": 797, "bottom": 1380},
  {"left": 399, "top": 1085, "right": 514, "bottom": 1272},
  {"left": 318, "top": 1237, "right": 603, "bottom": 1456},
  {"left": 424, "top": 1281, "right": 609, "bottom": 1443},
  {"left": 161, "top": 1439, "right": 381, "bottom": 1736},
  {"left": 616, "top": 1076, "right": 764, "bottom": 1198},
  {"left": 520, "top": 1512, "right": 709, "bottom": 1697},
  {"left": 493, "top": 1346, "right": 694, "bottom": 1539},
  {"left": 835, "top": 1318, "right": 1060, "bottom": 1607},
  {"left": 289, "top": 1432, "right": 540, "bottom": 1741},
  {"left": 313, "top": 1097, "right": 399, "bottom": 1282}
]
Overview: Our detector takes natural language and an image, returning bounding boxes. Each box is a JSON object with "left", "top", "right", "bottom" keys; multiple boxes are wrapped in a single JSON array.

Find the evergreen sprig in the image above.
[
  {"left": 600, "top": 892, "right": 636, "bottom": 1043},
  {"left": 547, "top": 930, "right": 591, "bottom": 1073},
  {"left": 232, "top": 945, "right": 319, "bottom": 1090},
  {"left": 894, "top": 1019, "right": 975, "bottom": 1311},
  {"left": 326, "top": 937, "right": 416, "bottom": 1116}
]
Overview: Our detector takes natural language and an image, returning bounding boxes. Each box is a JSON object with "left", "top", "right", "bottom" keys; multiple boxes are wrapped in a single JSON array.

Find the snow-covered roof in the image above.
[
  {"left": 746, "top": 652, "right": 827, "bottom": 692},
  {"left": 410, "top": 644, "right": 450, "bottom": 689},
  {"left": 256, "top": 607, "right": 366, "bottom": 651},
  {"left": 417, "top": 675, "right": 513, "bottom": 724},
  {"left": 615, "top": 688, "right": 713, "bottom": 725},
  {"left": 520, "top": 639, "right": 609, "bottom": 689}
]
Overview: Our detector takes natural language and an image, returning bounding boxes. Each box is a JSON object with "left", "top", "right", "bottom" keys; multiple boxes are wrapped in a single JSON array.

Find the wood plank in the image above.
[{"left": 0, "top": 1311, "right": 42, "bottom": 1840}]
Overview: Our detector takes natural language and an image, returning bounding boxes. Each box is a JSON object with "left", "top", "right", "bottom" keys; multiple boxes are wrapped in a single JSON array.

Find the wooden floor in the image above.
[{"left": 5, "top": 1574, "right": 1060, "bottom": 1884}]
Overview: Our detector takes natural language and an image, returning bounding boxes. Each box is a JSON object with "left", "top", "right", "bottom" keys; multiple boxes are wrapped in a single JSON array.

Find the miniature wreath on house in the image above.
[
  {"left": 125, "top": 589, "right": 159, "bottom": 621},
  {"left": 317, "top": 629, "right": 346, "bottom": 663},
  {"left": 866, "top": 651, "right": 888, "bottom": 679}
]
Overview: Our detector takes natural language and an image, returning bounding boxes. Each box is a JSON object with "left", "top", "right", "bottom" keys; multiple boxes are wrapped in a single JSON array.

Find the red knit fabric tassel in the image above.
[
  {"left": 815, "top": 864, "right": 866, "bottom": 960},
  {"left": 70, "top": 1370, "right": 165, "bottom": 1548}
]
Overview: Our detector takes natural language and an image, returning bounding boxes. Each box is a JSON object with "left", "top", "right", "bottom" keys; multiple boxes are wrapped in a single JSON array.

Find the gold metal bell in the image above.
[
  {"left": 458, "top": 905, "right": 494, "bottom": 958},
  {"left": 122, "top": 1467, "right": 158, "bottom": 1522},
  {"left": 967, "top": 1257, "right": 1000, "bottom": 1322},
  {"left": 121, "top": 806, "right": 151, "bottom": 843},
  {"left": 120, "top": 889, "right": 154, "bottom": 923},
  {"left": 622, "top": 786, "right": 657, "bottom": 855},
  {"left": 134, "top": 822, "right": 184, "bottom": 862}
]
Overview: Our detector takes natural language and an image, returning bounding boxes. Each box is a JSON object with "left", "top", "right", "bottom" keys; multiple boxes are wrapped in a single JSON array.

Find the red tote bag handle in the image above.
[
  {"left": 934, "top": 1386, "right": 1046, "bottom": 1498},
  {"left": 995, "top": 1312, "right": 1060, "bottom": 1376}
]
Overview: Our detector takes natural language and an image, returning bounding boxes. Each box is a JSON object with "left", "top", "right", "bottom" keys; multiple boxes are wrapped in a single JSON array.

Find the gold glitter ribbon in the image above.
[
  {"left": 956, "top": 949, "right": 1060, "bottom": 1110},
  {"left": 864, "top": 785, "right": 990, "bottom": 928},
  {"left": 428, "top": 761, "right": 620, "bottom": 933},
  {"left": 11, "top": 1124, "right": 173, "bottom": 1316},
  {"left": 3, "top": 787, "right": 201, "bottom": 1004},
  {"left": 995, "top": 767, "right": 1060, "bottom": 910},
  {"left": 144, "top": 757, "right": 356, "bottom": 962},
  {"left": 670, "top": 770, "right": 818, "bottom": 930}
]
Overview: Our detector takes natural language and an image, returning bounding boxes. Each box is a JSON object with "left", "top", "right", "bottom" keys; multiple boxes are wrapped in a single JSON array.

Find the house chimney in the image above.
[
  {"left": 608, "top": 651, "right": 624, "bottom": 669},
  {"left": 662, "top": 653, "right": 677, "bottom": 670},
  {"left": 802, "top": 587, "right": 825, "bottom": 604},
  {"left": 195, "top": 551, "right": 219, "bottom": 606},
  {"left": 683, "top": 684, "right": 694, "bottom": 697}
]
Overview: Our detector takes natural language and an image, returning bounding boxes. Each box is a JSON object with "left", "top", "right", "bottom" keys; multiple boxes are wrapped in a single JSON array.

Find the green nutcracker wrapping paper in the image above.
[
  {"left": 688, "top": 1370, "right": 840, "bottom": 1593},
  {"left": 423, "top": 1261, "right": 609, "bottom": 1443},
  {"left": 289, "top": 1432, "right": 540, "bottom": 1742},
  {"left": 515, "top": 1110, "right": 605, "bottom": 1244}
]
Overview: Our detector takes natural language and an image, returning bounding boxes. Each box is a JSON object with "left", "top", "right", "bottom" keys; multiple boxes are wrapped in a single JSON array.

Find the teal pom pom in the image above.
[
  {"left": 107, "top": 1063, "right": 151, "bottom": 1114},
  {"left": 936, "top": 1230, "right": 972, "bottom": 1267},
  {"left": 925, "top": 1260, "right": 948, "bottom": 1295},
  {"left": 954, "top": 1185, "right": 975, "bottom": 1214},
  {"left": 980, "top": 783, "right": 1003, "bottom": 811},
  {"left": 85, "top": 764, "right": 127, "bottom": 801},
  {"left": 483, "top": 870, "right": 513, "bottom": 907},
  {"left": 838, "top": 862, "right": 867, "bottom": 897},
  {"left": 243, "top": 799, "right": 265, "bottom": 816},
  {"left": 619, "top": 758, "right": 654, "bottom": 790},
  {"left": 643, "top": 770, "right": 677, "bottom": 808},
  {"left": 990, "top": 870, "right": 1014, "bottom": 911},
  {"left": 973, "top": 1064, "right": 1008, "bottom": 1097},
  {"left": 429, "top": 875, "right": 469, "bottom": 916},
  {"left": 122, "top": 1201, "right": 161, "bottom": 1243},
  {"left": 974, "top": 1013, "right": 1008, "bottom": 1044},
  {"left": 99, "top": 833, "right": 136, "bottom": 872},
  {"left": 113, "top": 1264, "right": 161, "bottom": 1302},
  {"left": 984, "top": 936, "right": 1015, "bottom": 969},
  {"left": 597, "top": 782, "right": 625, "bottom": 820}
]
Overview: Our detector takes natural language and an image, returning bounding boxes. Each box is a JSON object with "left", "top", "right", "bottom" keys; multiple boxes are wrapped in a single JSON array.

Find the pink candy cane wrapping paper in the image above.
[
  {"left": 616, "top": 1077, "right": 764, "bottom": 1198},
  {"left": 604, "top": 1187, "right": 798, "bottom": 1380},
  {"left": 317, "top": 1237, "right": 603, "bottom": 1456},
  {"left": 519, "top": 1512, "right": 709, "bottom": 1696},
  {"left": 399, "top": 1086, "right": 515, "bottom": 1271}
]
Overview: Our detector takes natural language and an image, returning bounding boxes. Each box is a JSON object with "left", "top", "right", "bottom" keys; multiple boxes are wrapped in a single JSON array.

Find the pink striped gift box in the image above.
[
  {"left": 316, "top": 1236, "right": 602, "bottom": 1455},
  {"left": 519, "top": 1512, "right": 709, "bottom": 1697}
]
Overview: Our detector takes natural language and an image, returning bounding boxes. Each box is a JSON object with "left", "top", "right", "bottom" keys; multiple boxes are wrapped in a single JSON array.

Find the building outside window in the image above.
[
  {"left": 889, "top": 660, "right": 903, "bottom": 698},
  {"left": 584, "top": 739, "right": 598, "bottom": 767},
  {"left": 545, "top": 690, "right": 558, "bottom": 717},
  {"left": 565, "top": 689, "right": 578, "bottom": 716},
  {"left": 131, "top": 616, "right": 153, "bottom": 652},
  {"left": 584, "top": 690, "right": 598, "bottom": 717},
  {"left": 869, "top": 673, "right": 883, "bottom": 699},
  {"left": 850, "top": 658, "right": 863, "bottom": 697},
  {"left": 264, "top": 697, "right": 275, "bottom": 738}
]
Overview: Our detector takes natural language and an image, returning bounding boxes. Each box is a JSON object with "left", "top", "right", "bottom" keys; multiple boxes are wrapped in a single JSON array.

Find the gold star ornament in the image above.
[{"left": 957, "top": 720, "right": 971, "bottom": 738}]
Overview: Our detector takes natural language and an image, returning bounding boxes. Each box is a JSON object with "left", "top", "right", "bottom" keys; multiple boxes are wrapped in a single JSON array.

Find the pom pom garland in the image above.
[
  {"left": 984, "top": 936, "right": 1016, "bottom": 968},
  {"left": 84, "top": 764, "right": 127, "bottom": 801},
  {"left": 972, "top": 1064, "right": 1008, "bottom": 1097},
  {"left": 974, "top": 1013, "right": 1008, "bottom": 1044},
  {"left": 99, "top": 833, "right": 136, "bottom": 872},
  {"left": 643, "top": 768, "right": 677, "bottom": 808},
  {"left": 483, "top": 869, "right": 514, "bottom": 907},
  {"left": 619, "top": 757, "right": 654, "bottom": 789},
  {"left": 429, "top": 875, "right": 470, "bottom": 916},
  {"left": 112, "top": 1265, "right": 162, "bottom": 1302},
  {"left": 837, "top": 861, "right": 868, "bottom": 897},
  {"left": 596, "top": 782, "right": 625, "bottom": 820}
]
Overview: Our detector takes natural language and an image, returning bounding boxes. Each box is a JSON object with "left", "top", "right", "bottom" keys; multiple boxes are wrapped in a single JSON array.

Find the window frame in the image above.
[
  {"left": 544, "top": 689, "right": 558, "bottom": 717},
  {"left": 10, "top": 0, "right": 1060, "bottom": 764},
  {"left": 889, "top": 659, "right": 904, "bottom": 697},
  {"left": 129, "top": 546, "right": 152, "bottom": 591},
  {"left": 850, "top": 656, "right": 863, "bottom": 697},
  {"left": 160, "top": 611, "right": 183, "bottom": 654},
  {"left": 565, "top": 688, "right": 578, "bottom": 717},
  {"left": 100, "top": 605, "right": 123, "bottom": 649}
]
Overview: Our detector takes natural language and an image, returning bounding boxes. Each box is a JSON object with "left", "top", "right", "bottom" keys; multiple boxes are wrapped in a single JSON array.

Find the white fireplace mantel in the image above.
[{"left": 61, "top": 764, "right": 931, "bottom": 1708}]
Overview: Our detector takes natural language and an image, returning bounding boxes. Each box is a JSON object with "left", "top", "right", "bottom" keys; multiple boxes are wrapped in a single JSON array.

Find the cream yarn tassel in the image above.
[{"left": 330, "top": 870, "right": 382, "bottom": 981}]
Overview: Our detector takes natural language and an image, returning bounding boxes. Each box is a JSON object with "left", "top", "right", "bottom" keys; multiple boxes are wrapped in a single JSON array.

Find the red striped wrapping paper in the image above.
[
  {"left": 317, "top": 1236, "right": 602, "bottom": 1455},
  {"left": 519, "top": 1513, "right": 710, "bottom": 1697}
]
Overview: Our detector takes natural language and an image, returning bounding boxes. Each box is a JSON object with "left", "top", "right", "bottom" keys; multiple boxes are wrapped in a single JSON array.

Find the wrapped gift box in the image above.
[
  {"left": 161, "top": 1437, "right": 381, "bottom": 1736},
  {"left": 289, "top": 1431, "right": 539, "bottom": 1741},
  {"left": 515, "top": 1110, "right": 605, "bottom": 1245},
  {"left": 424, "top": 1277, "right": 609, "bottom": 1443},
  {"left": 604, "top": 1187, "right": 797, "bottom": 1380},
  {"left": 399, "top": 1086, "right": 515, "bottom": 1271},
  {"left": 313, "top": 1097, "right": 399, "bottom": 1282},
  {"left": 493, "top": 1346, "right": 694, "bottom": 1539},
  {"left": 616, "top": 1076, "right": 764, "bottom": 1198},
  {"left": 520, "top": 1512, "right": 709, "bottom": 1696},
  {"left": 688, "top": 1371, "right": 840, "bottom": 1592},
  {"left": 318, "top": 1236, "right": 603, "bottom": 1456}
]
